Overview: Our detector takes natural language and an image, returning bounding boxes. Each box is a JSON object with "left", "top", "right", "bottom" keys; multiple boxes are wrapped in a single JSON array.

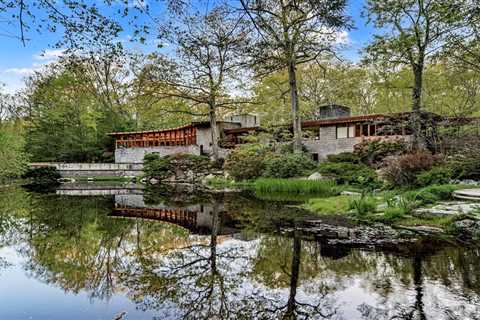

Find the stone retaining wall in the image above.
[{"left": 30, "top": 162, "right": 144, "bottom": 177}]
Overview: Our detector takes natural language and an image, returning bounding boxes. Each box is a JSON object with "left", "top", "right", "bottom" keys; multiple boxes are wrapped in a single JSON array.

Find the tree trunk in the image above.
[
  {"left": 411, "top": 63, "right": 424, "bottom": 150},
  {"left": 288, "top": 59, "right": 302, "bottom": 153},
  {"left": 208, "top": 102, "right": 220, "bottom": 162}
]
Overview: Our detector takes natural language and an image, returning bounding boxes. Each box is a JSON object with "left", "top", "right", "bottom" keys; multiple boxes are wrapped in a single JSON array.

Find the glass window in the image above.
[
  {"left": 348, "top": 125, "right": 356, "bottom": 138},
  {"left": 336, "top": 125, "right": 348, "bottom": 139}
]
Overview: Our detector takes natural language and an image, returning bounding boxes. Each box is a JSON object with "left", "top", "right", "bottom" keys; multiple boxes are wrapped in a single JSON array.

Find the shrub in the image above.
[
  {"left": 143, "top": 153, "right": 173, "bottom": 181},
  {"left": 383, "top": 207, "right": 407, "bottom": 222},
  {"left": 224, "top": 144, "right": 272, "bottom": 181},
  {"left": 416, "top": 166, "right": 453, "bottom": 187},
  {"left": 263, "top": 153, "right": 316, "bottom": 178},
  {"left": 326, "top": 152, "right": 361, "bottom": 164},
  {"left": 354, "top": 139, "right": 408, "bottom": 167},
  {"left": 380, "top": 152, "right": 442, "bottom": 187},
  {"left": 447, "top": 149, "right": 480, "bottom": 180},
  {"left": 318, "top": 162, "right": 380, "bottom": 188},
  {"left": 22, "top": 166, "right": 61, "bottom": 186},
  {"left": 143, "top": 153, "right": 212, "bottom": 181},
  {"left": 402, "top": 185, "right": 458, "bottom": 207},
  {"left": 348, "top": 194, "right": 377, "bottom": 217},
  {"left": 254, "top": 178, "right": 337, "bottom": 195}
]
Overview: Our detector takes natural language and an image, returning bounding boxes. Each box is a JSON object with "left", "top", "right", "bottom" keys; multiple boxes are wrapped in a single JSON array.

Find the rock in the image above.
[
  {"left": 453, "top": 189, "right": 480, "bottom": 201},
  {"left": 452, "top": 219, "right": 480, "bottom": 238},
  {"left": 149, "top": 178, "right": 159, "bottom": 184},
  {"left": 399, "top": 225, "right": 444, "bottom": 235},
  {"left": 202, "top": 174, "right": 216, "bottom": 184},
  {"left": 341, "top": 191, "right": 362, "bottom": 196},
  {"left": 308, "top": 172, "right": 324, "bottom": 180},
  {"left": 413, "top": 201, "right": 480, "bottom": 218},
  {"left": 377, "top": 203, "right": 388, "bottom": 211}
]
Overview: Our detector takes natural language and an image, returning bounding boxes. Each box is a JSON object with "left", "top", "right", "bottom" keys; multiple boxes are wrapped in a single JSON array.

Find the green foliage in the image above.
[
  {"left": 403, "top": 185, "right": 459, "bottom": 207},
  {"left": 318, "top": 161, "right": 380, "bottom": 189},
  {"left": 143, "top": 153, "right": 173, "bottom": 181},
  {"left": 326, "top": 152, "right": 361, "bottom": 164},
  {"left": 304, "top": 195, "right": 351, "bottom": 215},
  {"left": 354, "top": 139, "right": 407, "bottom": 167},
  {"left": 254, "top": 178, "right": 337, "bottom": 195},
  {"left": 263, "top": 153, "right": 316, "bottom": 178},
  {"left": 416, "top": 166, "right": 453, "bottom": 187},
  {"left": 348, "top": 194, "right": 377, "bottom": 217},
  {"left": 26, "top": 64, "right": 135, "bottom": 163},
  {"left": 0, "top": 123, "right": 29, "bottom": 181},
  {"left": 143, "top": 153, "right": 212, "bottom": 182},
  {"left": 22, "top": 166, "right": 61, "bottom": 188},
  {"left": 224, "top": 144, "right": 272, "bottom": 181},
  {"left": 447, "top": 149, "right": 480, "bottom": 180},
  {"left": 383, "top": 207, "right": 407, "bottom": 222}
]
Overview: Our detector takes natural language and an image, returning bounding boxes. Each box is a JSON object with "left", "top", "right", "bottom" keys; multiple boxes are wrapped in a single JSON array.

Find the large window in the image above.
[{"left": 336, "top": 125, "right": 357, "bottom": 139}]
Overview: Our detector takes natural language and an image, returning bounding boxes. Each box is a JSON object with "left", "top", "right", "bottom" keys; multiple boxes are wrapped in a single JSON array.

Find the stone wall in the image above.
[
  {"left": 30, "top": 162, "right": 144, "bottom": 177},
  {"left": 114, "top": 145, "right": 201, "bottom": 163},
  {"left": 304, "top": 125, "right": 362, "bottom": 160}
]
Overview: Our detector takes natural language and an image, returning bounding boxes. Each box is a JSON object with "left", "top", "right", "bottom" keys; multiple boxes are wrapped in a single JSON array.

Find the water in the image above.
[{"left": 0, "top": 184, "right": 479, "bottom": 320}]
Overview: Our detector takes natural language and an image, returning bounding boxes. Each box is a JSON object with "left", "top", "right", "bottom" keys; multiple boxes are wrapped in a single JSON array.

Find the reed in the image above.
[{"left": 254, "top": 178, "right": 337, "bottom": 196}]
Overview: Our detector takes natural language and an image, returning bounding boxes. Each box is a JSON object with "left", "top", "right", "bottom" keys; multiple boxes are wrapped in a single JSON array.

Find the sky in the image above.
[{"left": 0, "top": 0, "right": 375, "bottom": 94}]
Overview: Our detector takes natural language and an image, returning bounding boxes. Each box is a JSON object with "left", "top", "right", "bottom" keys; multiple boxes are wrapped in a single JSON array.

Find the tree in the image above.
[
  {"left": 135, "top": 3, "right": 251, "bottom": 161},
  {"left": 0, "top": 122, "right": 28, "bottom": 181},
  {"left": 364, "top": 0, "right": 479, "bottom": 149},
  {"left": 0, "top": 0, "right": 122, "bottom": 51},
  {"left": 239, "top": 0, "right": 350, "bottom": 152}
]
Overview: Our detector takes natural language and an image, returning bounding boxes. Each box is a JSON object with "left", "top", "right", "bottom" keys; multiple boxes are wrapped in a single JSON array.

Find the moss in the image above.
[{"left": 395, "top": 216, "right": 457, "bottom": 228}]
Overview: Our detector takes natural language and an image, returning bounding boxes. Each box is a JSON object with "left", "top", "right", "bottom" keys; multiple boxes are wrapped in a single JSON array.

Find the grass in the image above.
[
  {"left": 254, "top": 178, "right": 338, "bottom": 196},
  {"left": 304, "top": 195, "right": 351, "bottom": 215}
]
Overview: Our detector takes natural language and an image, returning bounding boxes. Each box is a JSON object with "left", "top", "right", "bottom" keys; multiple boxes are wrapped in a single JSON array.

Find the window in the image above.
[
  {"left": 312, "top": 153, "right": 319, "bottom": 162},
  {"left": 348, "top": 125, "right": 356, "bottom": 138},
  {"left": 336, "top": 125, "right": 348, "bottom": 139}
]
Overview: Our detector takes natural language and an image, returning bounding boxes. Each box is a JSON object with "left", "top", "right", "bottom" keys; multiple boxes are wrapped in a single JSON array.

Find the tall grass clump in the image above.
[
  {"left": 348, "top": 193, "right": 377, "bottom": 217},
  {"left": 254, "top": 178, "right": 338, "bottom": 196}
]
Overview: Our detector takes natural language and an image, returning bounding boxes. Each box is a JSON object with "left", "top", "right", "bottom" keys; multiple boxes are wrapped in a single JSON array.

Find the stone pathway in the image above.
[{"left": 453, "top": 189, "right": 480, "bottom": 201}]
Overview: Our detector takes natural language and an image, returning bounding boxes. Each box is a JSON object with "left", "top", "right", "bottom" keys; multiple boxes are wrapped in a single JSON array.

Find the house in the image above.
[
  {"left": 109, "top": 106, "right": 443, "bottom": 163},
  {"left": 108, "top": 114, "right": 260, "bottom": 163}
]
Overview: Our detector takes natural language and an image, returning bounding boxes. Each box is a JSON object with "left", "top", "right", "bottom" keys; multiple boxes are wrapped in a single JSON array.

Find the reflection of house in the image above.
[
  {"left": 111, "top": 194, "right": 237, "bottom": 235},
  {"left": 109, "top": 106, "right": 448, "bottom": 163}
]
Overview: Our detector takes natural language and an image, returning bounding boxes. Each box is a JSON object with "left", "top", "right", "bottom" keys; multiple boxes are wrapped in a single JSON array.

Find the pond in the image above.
[{"left": 0, "top": 184, "right": 479, "bottom": 320}]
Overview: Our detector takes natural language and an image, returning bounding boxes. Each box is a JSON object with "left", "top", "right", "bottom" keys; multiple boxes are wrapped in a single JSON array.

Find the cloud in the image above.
[
  {"left": 3, "top": 67, "right": 36, "bottom": 76},
  {"left": 1, "top": 48, "right": 65, "bottom": 93},
  {"left": 33, "top": 48, "right": 65, "bottom": 61}
]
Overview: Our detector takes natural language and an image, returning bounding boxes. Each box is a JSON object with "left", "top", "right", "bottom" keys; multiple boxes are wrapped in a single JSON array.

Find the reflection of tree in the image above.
[
  {"left": 253, "top": 231, "right": 339, "bottom": 320},
  {"left": 126, "top": 198, "right": 259, "bottom": 319},
  {"left": 16, "top": 194, "right": 188, "bottom": 300}
]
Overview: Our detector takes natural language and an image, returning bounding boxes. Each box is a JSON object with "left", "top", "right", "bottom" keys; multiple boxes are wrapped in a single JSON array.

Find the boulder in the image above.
[
  {"left": 308, "top": 172, "right": 324, "bottom": 180},
  {"left": 149, "top": 178, "right": 160, "bottom": 184},
  {"left": 341, "top": 191, "right": 362, "bottom": 196},
  {"left": 413, "top": 201, "right": 480, "bottom": 218}
]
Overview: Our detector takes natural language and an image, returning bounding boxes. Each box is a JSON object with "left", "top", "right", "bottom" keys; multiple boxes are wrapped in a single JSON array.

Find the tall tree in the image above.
[
  {"left": 364, "top": 0, "right": 479, "bottom": 149},
  {"left": 239, "top": 0, "right": 350, "bottom": 152},
  {"left": 135, "top": 3, "right": 251, "bottom": 161}
]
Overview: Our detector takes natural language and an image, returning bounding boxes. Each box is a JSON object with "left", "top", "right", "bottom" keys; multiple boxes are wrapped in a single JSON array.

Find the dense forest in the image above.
[{"left": 1, "top": 0, "right": 479, "bottom": 178}]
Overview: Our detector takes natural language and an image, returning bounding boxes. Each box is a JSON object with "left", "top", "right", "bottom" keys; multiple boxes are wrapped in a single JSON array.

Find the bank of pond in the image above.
[{"left": 0, "top": 183, "right": 479, "bottom": 319}]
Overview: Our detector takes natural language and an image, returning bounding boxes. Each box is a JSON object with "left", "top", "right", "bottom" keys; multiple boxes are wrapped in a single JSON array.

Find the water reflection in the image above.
[{"left": 0, "top": 185, "right": 479, "bottom": 319}]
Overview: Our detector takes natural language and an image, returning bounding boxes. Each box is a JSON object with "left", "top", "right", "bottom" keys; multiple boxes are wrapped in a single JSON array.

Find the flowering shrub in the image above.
[{"left": 381, "top": 152, "right": 442, "bottom": 187}]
